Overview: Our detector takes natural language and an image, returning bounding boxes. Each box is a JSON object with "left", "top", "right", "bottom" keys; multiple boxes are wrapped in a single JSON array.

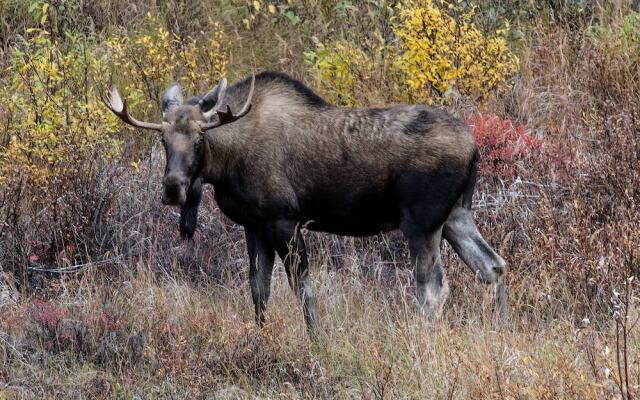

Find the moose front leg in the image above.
[
  {"left": 245, "top": 228, "right": 275, "bottom": 327},
  {"left": 266, "top": 220, "right": 319, "bottom": 332}
]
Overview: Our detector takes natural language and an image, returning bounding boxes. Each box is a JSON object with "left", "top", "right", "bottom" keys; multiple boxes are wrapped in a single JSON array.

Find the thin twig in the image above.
[{"left": 27, "top": 257, "right": 122, "bottom": 273}]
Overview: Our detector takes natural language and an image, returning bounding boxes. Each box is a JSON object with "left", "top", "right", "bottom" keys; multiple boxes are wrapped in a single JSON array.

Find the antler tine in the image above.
[
  {"left": 103, "top": 85, "right": 163, "bottom": 131},
  {"left": 236, "top": 74, "right": 255, "bottom": 117},
  {"left": 200, "top": 74, "right": 256, "bottom": 131}
]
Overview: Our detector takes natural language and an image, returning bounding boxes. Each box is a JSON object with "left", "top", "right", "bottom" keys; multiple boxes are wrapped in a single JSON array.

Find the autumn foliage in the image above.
[
  {"left": 306, "top": 0, "right": 518, "bottom": 105},
  {"left": 467, "top": 113, "right": 541, "bottom": 179},
  {"left": 394, "top": 0, "right": 518, "bottom": 101}
]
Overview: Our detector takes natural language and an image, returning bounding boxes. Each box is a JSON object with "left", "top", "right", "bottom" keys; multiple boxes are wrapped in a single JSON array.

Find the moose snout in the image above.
[
  {"left": 493, "top": 257, "right": 507, "bottom": 277},
  {"left": 480, "top": 256, "right": 507, "bottom": 284},
  {"left": 161, "top": 175, "right": 188, "bottom": 206}
]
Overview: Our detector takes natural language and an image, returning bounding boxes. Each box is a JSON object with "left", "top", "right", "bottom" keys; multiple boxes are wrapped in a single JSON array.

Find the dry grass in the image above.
[{"left": 0, "top": 256, "right": 635, "bottom": 398}]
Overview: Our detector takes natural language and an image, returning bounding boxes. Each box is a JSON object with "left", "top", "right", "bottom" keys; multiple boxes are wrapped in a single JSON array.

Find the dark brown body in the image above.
[{"left": 201, "top": 75, "right": 473, "bottom": 236}]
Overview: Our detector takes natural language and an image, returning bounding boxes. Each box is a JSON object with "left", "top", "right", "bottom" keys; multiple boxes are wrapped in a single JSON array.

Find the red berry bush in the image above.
[{"left": 467, "top": 112, "right": 543, "bottom": 180}]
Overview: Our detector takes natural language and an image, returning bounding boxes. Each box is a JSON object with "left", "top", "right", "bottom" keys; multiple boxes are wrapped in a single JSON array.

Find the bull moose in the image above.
[{"left": 104, "top": 71, "right": 507, "bottom": 330}]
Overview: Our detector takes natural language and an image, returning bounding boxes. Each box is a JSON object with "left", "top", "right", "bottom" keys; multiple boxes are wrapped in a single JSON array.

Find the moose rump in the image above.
[{"left": 104, "top": 71, "right": 507, "bottom": 331}]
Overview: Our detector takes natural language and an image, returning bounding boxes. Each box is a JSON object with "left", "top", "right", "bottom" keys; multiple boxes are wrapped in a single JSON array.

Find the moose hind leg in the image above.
[
  {"left": 246, "top": 228, "right": 276, "bottom": 327},
  {"left": 443, "top": 201, "right": 507, "bottom": 319},
  {"left": 407, "top": 227, "right": 448, "bottom": 320},
  {"left": 266, "top": 220, "right": 319, "bottom": 331}
]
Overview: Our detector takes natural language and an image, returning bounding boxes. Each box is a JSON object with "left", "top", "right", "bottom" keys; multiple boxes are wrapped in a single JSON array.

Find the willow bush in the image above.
[
  {"left": 0, "top": 14, "right": 230, "bottom": 197},
  {"left": 0, "top": 26, "right": 121, "bottom": 284},
  {"left": 305, "top": 41, "right": 373, "bottom": 106},
  {"left": 395, "top": 0, "right": 518, "bottom": 102},
  {"left": 307, "top": 0, "right": 518, "bottom": 105},
  {"left": 106, "top": 13, "right": 228, "bottom": 113}
]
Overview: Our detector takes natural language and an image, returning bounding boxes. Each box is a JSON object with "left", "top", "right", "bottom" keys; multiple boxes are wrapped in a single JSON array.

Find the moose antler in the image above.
[
  {"left": 199, "top": 74, "right": 255, "bottom": 131},
  {"left": 103, "top": 85, "right": 163, "bottom": 131}
]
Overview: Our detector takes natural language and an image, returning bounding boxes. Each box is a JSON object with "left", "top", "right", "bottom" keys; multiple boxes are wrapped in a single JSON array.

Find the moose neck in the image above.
[
  {"left": 198, "top": 78, "right": 258, "bottom": 186},
  {"left": 199, "top": 128, "right": 236, "bottom": 186}
]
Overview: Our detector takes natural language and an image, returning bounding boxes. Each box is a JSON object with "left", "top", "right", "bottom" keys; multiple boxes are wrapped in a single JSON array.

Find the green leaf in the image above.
[
  {"left": 283, "top": 11, "right": 300, "bottom": 25},
  {"left": 40, "top": 3, "right": 49, "bottom": 25}
]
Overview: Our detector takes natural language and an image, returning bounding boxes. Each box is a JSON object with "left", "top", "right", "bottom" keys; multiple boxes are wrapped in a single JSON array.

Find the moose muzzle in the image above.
[{"left": 161, "top": 175, "right": 188, "bottom": 206}]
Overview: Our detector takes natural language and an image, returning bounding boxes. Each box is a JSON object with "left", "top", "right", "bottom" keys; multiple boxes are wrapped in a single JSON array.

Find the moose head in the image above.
[{"left": 103, "top": 76, "right": 255, "bottom": 206}]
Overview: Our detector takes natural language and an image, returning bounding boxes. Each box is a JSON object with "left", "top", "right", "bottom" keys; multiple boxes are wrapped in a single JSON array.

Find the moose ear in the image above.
[
  {"left": 161, "top": 83, "right": 183, "bottom": 117},
  {"left": 199, "top": 78, "right": 228, "bottom": 118}
]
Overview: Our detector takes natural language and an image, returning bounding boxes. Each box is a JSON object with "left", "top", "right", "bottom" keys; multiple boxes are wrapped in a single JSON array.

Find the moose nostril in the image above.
[
  {"left": 493, "top": 260, "right": 507, "bottom": 276},
  {"left": 164, "top": 184, "right": 180, "bottom": 196},
  {"left": 163, "top": 175, "right": 183, "bottom": 187}
]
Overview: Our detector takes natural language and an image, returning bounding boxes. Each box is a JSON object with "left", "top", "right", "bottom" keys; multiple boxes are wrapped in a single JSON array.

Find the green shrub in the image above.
[
  {"left": 305, "top": 41, "right": 372, "bottom": 106},
  {"left": 590, "top": 11, "right": 640, "bottom": 65}
]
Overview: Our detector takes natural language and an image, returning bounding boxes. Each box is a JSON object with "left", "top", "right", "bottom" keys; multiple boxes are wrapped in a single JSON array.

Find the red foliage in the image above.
[
  {"left": 29, "top": 300, "right": 84, "bottom": 351},
  {"left": 27, "top": 241, "right": 50, "bottom": 264},
  {"left": 30, "top": 299, "right": 68, "bottom": 331},
  {"left": 91, "top": 311, "right": 119, "bottom": 333},
  {"left": 467, "top": 113, "right": 542, "bottom": 179},
  {"left": 0, "top": 305, "right": 20, "bottom": 331}
]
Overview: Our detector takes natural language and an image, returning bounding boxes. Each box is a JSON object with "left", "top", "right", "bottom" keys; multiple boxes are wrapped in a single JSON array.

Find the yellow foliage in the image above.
[
  {"left": 106, "top": 14, "right": 228, "bottom": 119},
  {"left": 0, "top": 13, "right": 229, "bottom": 191},
  {"left": 305, "top": 42, "right": 371, "bottom": 106},
  {"left": 394, "top": 0, "right": 518, "bottom": 101},
  {"left": 307, "top": 1, "right": 518, "bottom": 105},
  {"left": 0, "top": 29, "right": 121, "bottom": 187}
]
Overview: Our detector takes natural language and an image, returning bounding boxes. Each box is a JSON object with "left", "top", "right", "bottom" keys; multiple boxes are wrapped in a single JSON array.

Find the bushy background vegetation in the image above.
[{"left": 0, "top": 0, "right": 638, "bottom": 398}]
